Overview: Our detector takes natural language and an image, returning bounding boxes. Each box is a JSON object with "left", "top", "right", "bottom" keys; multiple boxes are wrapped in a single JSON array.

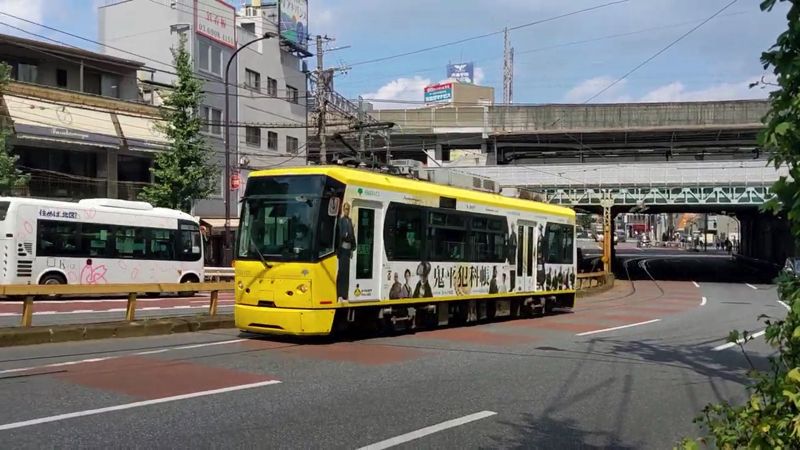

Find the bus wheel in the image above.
[
  {"left": 39, "top": 273, "right": 66, "bottom": 299},
  {"left": 178, "top": 275, "right": 199, "bottom": 297}
]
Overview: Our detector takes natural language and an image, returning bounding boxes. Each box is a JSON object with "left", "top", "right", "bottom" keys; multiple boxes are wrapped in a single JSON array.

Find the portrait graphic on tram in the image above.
[
  {"left": 413, "top": 261, "right": 433, "bottom": 298},
  {"left": 507, "top": 221, "right": 517, "bottom": 291},
  {"left": 336, "top": 201, "right": 356, "bottom": 301}
]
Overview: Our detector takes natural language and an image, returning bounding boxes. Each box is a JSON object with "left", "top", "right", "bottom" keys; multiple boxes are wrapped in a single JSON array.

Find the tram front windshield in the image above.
[{"left": 237, "top": 175, "right": 338, "bottom": 262}]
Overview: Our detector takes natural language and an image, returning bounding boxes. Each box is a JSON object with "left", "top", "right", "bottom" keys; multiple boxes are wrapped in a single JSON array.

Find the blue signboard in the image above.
[
  {"left": 447, "top": 63, "right": 474, "bottom": 84},
  {"left": 424, "top": 83, "right": 453, "bottom": 103}
]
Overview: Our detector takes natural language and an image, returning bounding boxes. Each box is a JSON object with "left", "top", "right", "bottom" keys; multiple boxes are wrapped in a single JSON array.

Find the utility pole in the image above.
[
  {"left": 503, "top": 27, "right": 514, "bottom": 104},
  {"left": 316, "top": 35, "right": 327, "bottom": 164},
  {"left": 358, "top": 96, "right": 366, "bottom": 162}
]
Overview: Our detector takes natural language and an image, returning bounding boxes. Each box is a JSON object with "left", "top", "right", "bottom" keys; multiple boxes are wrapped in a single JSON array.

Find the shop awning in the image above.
[
  {"left": 5, "top": 95, "right": 121, "bottom": 147},
  {"left": 117, "top": 114, "right": 169, "bottom": 152}
]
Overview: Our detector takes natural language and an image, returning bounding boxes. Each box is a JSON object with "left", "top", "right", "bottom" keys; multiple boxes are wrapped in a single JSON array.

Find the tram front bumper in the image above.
[{"left": 235, "top": 304, "right": 336, "bottom": 336}]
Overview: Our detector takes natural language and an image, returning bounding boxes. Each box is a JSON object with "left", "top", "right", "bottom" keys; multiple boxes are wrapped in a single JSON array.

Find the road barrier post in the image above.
[
  {"left": 209, "top": 290, "right": 219, "bottom": 317},
  {"left": 125, "top": 292, "right": 137, "bottom": 321},
  {"left": 21, "top": 296, "right": 34, "bottom": 327}
]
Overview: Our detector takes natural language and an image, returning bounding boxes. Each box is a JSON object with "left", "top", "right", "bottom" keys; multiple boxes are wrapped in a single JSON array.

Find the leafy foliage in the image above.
[
  {"left": 0, "top": 62, "right": 30, "bottom": 195},
  {"left": 139, "top": 34, "right": 216, "bottom": 212},
  {"left": 680, "top": 1, "right": 800, "bottom": 448}
]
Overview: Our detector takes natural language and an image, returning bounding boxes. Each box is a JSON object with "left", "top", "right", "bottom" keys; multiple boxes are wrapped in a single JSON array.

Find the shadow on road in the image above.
[
  {"left": 485, "top": 412, "right": 639, "bottom": 449},
  {"left": 615, "top": 254, "right": 780, "bottom": 284}
]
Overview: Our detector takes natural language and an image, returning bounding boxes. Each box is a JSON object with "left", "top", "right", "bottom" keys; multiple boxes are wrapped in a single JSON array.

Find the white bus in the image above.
[{"left": 0, "top": 197, "right": 203, "bottom": 288}]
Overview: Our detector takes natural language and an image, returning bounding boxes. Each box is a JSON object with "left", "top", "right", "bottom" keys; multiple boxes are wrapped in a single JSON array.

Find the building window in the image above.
[
  {"left": 286, "top": 136, "right": 299, "bottom": 154},
  {"left": 267, "top": 77, "right": 277, "bottom": 97},
  {"left": 56, "top": 69, "right": 67, "bottom": 88},
  {"left": 200, "top": 106, "right": 223, "bottom": 136},
  {"left": 286, "top": 85, "right": 299, "bottom": 104},
  {"left": 198, "top": 40, "right": 223, "bottom": 76},
  {"left": 245, "top": 69, "right": 260, "bottom": 90},
  {"left": 267, "top": 131, "right": 278, "bottom": 150},
  {"left": 16, "top": 63, "right": 38, "bottom": 83},
  {"left": 245, "top": 126, "right": 260, "bottom": 147}
]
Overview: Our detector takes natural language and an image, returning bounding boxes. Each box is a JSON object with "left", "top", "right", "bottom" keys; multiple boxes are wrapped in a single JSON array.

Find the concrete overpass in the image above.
[{"left": 308, "top": 99, "right": 770, "bottom": 163}]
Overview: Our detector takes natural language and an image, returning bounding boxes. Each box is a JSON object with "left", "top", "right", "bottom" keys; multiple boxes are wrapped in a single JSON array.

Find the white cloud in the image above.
[
  {"left": 0, "top": 0, "right": 46, "bottom": 27},
  {"left": 562, "top": 76, "right": 630, "bottom": 103},
  {"left": 362, "top": 75, "right": 431, "bottom": 109},
  {"left": 640, "top": 77, "right": 772, "bottom": 102}
]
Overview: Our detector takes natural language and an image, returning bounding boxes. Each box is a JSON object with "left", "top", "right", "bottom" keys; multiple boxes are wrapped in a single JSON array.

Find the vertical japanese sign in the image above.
[
  {"left": 195, "top": 0, "right": 236, "bottom": 48},
  {"left": 278, "top": 0, "right": 308, "bottom": 49}
]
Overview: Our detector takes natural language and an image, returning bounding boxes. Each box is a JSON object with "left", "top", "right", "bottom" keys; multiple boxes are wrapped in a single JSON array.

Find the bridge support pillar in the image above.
[{"left": 601, "top": 202, "right": 613, "bottom": 273}]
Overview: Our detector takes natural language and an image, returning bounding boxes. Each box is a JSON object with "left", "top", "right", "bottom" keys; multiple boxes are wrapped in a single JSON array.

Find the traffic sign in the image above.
[{"left": 230, "top": 172, "right": 241, "bottom": 190}]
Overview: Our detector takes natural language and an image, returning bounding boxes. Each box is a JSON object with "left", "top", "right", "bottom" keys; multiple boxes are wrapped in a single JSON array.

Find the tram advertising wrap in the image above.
[{"left": 234, "top": 167, "right": 575, "bottom": 336}]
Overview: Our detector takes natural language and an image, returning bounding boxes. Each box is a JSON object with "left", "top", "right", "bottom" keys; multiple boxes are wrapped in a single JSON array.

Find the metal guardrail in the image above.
[
  {"left": 204, "top": 267, "right": 235, "bottom": 281},
  {"left": 576, "top": 272, "right": 609, "bottom": 290},
  {"left": 1, "top": 282, "right": 233, "bottom": 328}
]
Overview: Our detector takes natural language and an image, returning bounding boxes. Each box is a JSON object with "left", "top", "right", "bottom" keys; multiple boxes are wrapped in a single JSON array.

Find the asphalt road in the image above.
[{"left": 0, "top": 249, "right": 784, "bottom": 449}]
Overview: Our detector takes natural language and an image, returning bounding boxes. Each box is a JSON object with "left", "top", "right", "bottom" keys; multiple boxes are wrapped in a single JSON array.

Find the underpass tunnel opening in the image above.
[{"left": 576, "top": 204, "right": 789, "bottom": 283}]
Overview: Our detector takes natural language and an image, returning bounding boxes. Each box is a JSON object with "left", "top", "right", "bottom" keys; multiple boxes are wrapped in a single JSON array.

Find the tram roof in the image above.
[{"left": 249, "top": 166, "right": 575, "bottom": 220}]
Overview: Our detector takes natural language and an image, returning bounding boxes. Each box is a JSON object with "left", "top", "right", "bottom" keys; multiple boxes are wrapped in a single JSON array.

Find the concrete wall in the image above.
[
  {"left": 452, "top": 84, "right": 494, "bottom": 105},
  {"left": 739, "top": 212, "right": 794, "bottom": 264}
]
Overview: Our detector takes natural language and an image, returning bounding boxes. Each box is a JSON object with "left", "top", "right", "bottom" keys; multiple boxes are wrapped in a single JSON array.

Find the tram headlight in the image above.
[{"left": 296, "top": 284, "right": 308, "bottom": 293}]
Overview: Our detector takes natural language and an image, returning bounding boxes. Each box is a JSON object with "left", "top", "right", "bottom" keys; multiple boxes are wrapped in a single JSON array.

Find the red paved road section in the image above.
[
  {"left": 281, "top": 342, "right": 423, "bottom": 365},
  {"left": 55, "top": 356, "right": 275, "bottom": 399},
  {"left": 412, "top": 327, "right": 538, "bottom": 346}
]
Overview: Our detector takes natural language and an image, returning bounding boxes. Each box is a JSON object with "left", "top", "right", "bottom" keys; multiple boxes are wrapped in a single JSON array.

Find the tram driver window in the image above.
[{"left": 545, "top": 223, "right": 574, "bottom": 264}]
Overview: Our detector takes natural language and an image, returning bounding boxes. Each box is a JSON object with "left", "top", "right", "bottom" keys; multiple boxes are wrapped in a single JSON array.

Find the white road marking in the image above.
[
  {"left": 0, "top": 339, "right": 247, "bottom": 375},
  {"left": 700, "top": 297, "right": 707, "bottom": 306},
  {"left": 576, "top": 319, "right": 661, "bottom": 337},
  {"left": 712, "top": 330, "right": 766, "bottom": 351},
  {"left": 356, "top": 411, "right": 497, "bottom": 450},
  {"left": 778, "top": 300, "right": 791, "bottom": 311},
  {"left": 0, "top": 380, "right": 281, "bottom": 431},
  {"left": 746, "top": 283, "right": 758, "bottom": 290},
  {"left": 692, "top": 281, "right": 700, "bottom": 288}
]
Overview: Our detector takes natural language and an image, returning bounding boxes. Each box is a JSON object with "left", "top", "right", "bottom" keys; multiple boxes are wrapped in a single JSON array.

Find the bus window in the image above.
[
  {"left": 37, "top": 220, "right": 81, "bottom": 257},
  {"left": 179, "top": 222, "right": 202, "bottom": 262},
  {"left": 149, "top": 229, "right": 175, "bottom": 260},
  {"left": 81, "top": 224, "right": 112, "bottom": 257}
]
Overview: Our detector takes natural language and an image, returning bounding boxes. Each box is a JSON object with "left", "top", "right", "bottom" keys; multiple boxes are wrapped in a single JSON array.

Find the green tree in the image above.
[
  {"left": 139, "top": 35, "right": 216, "bottom": 212},
  {"left": 681, "top": 1, "right": 800, "bottom": 448},
  {"left": 0, "top": 62, "right": 30, "bottom": 195}
]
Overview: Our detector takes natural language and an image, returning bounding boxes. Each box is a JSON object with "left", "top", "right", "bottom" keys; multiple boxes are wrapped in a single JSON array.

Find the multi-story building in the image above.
[
  {"left": 99, "top": 0, "right": 309, "bottom": 264},
  {"left": 0, "top": 33, "right": 166, "bottom": 202}
]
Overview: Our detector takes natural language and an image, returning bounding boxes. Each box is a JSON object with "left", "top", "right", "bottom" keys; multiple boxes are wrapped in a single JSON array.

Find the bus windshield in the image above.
[{"left": 238, "top": 175, "right": 340, "bottom": 262}]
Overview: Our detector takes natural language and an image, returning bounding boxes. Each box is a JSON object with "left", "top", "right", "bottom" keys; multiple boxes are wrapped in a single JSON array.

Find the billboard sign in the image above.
[
  {"left": 279, "top": 0, "right": 309, "bottom": 50},
  {"left": 447, "top": 63, "right": 474, "bottom": 83},
  {"left": 195, "top": 0, "right": 236, "bottom": 48},
  {"left": 424, "top": 82, "right": 453, "bottom": 103}
]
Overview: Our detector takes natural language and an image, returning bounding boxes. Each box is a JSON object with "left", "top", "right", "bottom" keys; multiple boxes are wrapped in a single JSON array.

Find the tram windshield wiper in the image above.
[{"left": 249, "top": 235, "right": 273, "bottom": 269}]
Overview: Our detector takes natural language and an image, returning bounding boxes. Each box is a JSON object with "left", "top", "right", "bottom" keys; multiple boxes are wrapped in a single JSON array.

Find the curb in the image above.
[{"left": 0, "top": 314, "right": 235, "bottom": 348}]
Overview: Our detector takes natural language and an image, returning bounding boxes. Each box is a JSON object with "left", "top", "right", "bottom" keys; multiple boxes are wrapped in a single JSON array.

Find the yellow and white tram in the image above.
[{"left": 234, "top": 166, "right": 576, "bottom": 335}]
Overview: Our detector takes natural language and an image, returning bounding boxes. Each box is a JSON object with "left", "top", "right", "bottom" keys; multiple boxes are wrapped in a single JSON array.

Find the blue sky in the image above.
[{"left": 0, "top": 0, "right": 790, "bottom": 108}]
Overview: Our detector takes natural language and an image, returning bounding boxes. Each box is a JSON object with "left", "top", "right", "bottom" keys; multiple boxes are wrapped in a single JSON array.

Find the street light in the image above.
[{"left": 223, "top": 32, "right": 276, "bottom": 264}]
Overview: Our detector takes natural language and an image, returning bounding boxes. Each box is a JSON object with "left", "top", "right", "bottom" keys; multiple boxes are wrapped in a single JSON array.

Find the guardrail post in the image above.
[
  {"left": 21, "top": 296, "right": 34, "bottom": 327},
  {"left": 125, "top": 292, "right": 137, "bottom": 321},
  {"left": 209, "top": 290, "right": 219, "bottom": 317}
]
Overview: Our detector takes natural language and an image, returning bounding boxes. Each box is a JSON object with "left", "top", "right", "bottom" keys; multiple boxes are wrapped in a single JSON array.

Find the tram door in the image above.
[
  {"left": 350, "top": 200, "right": 383, "bottom": 302},
  {"left": 516, "top": 221, "right": 538, "bottom": 293}
]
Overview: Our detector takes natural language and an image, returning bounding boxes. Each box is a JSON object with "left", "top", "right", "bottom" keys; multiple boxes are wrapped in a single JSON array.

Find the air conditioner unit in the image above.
[{"left": 391, "top": 159, "right": 424, "bottom": 176}]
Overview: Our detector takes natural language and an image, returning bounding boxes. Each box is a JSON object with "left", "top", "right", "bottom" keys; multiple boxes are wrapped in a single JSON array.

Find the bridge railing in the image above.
[{"left": 0, "top": 282, "right": 234, "bottom": 328}]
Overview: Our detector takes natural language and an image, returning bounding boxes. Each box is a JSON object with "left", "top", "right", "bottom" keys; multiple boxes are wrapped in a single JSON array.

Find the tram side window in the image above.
[
  {"left": 37, "top": 220, "right": 81, "bottom": 257},
  {"left": 470, "top": 217, "right": 505, "bottom": 263},
  {"left": 545, "top": 223, "right": 574, "bottom": 264},
  {"left": 429, "top": 211, "right": 467, "bottom": 262},
  {"left": 384, "top": 203, "right": 423, "bottom": 261}
]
